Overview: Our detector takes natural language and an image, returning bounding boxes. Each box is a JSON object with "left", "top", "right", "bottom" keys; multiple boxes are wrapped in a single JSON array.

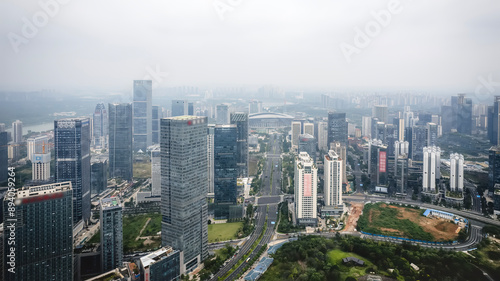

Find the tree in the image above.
[{"left": 246, "top": 203, "right": 254, "bottom": 218}]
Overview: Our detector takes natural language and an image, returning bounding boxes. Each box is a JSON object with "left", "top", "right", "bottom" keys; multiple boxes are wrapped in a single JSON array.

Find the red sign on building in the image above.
[
  {"left": 304, "top": 174, "right": 312, "bottom": 197},
  {"left": 379, "top": 151, "right": 386, "bottom": 173}
]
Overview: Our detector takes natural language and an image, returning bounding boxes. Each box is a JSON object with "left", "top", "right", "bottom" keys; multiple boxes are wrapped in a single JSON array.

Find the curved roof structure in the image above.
[
  {"left": 249, "top": 112, "right": 294, "bottom": 128},
  {"left": 249, "top": 112, "right": 294, "bottom": 119}
]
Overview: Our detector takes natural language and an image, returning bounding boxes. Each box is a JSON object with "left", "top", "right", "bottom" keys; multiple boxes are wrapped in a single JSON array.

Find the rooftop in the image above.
[
  {"left": 16, "top": 181, "right": 72, "bottom": 199},
  {"left": 140, "top": 246, "right": 177, "bottom": 268},
  {"left": 101, "top": 197, "right": 121, "bottom": 209}
]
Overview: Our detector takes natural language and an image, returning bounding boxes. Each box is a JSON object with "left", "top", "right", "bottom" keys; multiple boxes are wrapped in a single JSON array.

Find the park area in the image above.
[
  {"left": 208, "top": 222, "right": 243, "bottom": 243},
  {"left": 357, "top": 203, "right": 460, "bottom": 242}
]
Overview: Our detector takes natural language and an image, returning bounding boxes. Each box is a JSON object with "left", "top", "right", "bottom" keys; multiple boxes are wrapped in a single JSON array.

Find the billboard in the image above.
[
  {"left": 304, "top": 173, "right": 312, "bottom": 197},
  {"left": 379, "top": 151, "right": 386, "bottom": 173}
]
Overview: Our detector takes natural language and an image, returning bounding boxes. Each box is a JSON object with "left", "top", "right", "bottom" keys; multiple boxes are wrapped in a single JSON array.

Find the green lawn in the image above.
[
  {"left": 122, "top": 213, "right": 161, "bottom": 253},
  {"left": 328, "top": 249, "right": 375, "bottom": 280},
  {"left": 208, "top": 222, "right": 243, "bottom": 243},
  {"left": 133, "top": 162, "right": 152, "bottom": 179}
]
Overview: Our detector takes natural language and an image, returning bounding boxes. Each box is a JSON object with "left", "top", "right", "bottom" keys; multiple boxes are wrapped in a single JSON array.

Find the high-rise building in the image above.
[
  {"left": 152, "top": 105, "right": 161, "bottom": 144},
  {"left": 100, "top": 197, "right": 123, "bottom": 272},
  {"left": 207, "top": 125, "right": 215, "bottom": 195},
  {"left": 368, "top": 139, "right": 388, "bottom": 188},
  {"left": 291, "top": 121, "right": 302, "bottom": 148},
  {"left": 26, "top": 135, "right": 49, "bottom": 161},
  {"left": 214, "top": 125, "right": 238, "bottom": 219},
  {"left": 488, "top": 96, "right": 500, "bottom": 145},
  {"left": 172, "top": 100, "right": 187, "bottom": 117},
  {"left": 361, "top": 116, "right": 372, "bottom": 138},
  {"left": 324, "top": 150, "right": 343, "bottom": 208},
  {"left": 139, "top": 247, "right": 180, "bottom": 281},
  {"left": 304, "top": 123, "right": 314, "bottom": 136},
  {"left": 330, "top": 142, "right": 347, "bottom": 184},
  {"left": 91, "top": 158, "right": 108, "bottom": 196},
  {"left": 372, "top": 105, "right": 388, "bottom": 123},
  {"left": 327, "top": 112, "right": 348, "bottom": 148},
  {"left": 0, "top": 123, "right": 5, "bottom": 132},
  {"left": 423, "top": 146, "right": 441, "bottom": 193},
  {"left": 427, "top": 122, "right": 438, "bottom": 146},
  {"left": 441, "top": 105, "right": 453, "bottom": 133},
  {"left": 188, "top": 102, "right": 194, "bottom": 115},
  {"left": 408, "top": 125, "right": 428, "bottom": 161},
  {"left": 455, "top": 94, "right": 472, "bottom": 135},
  {"left": 230, "top": 112, "right": 249, "bottom": 178},
  {"left": 0, "top": 132, "right": 7, "bottom": 183},
  {"left": 3, "top": 182, "right": 73, "bottom": 281},
  {"left": 109, "top": 103, "right": 133, "bottom": 181},
  {"left": 403, "top": 106, "right": 414, "bottom": 128},
  {"left": 298, "top": 134, "right": 316, "bottom": 163},
  {"left": 32, "top": 152, "right": 51, "bottom": 182},
  {"left": 216, "top": 104, "right": 229, "bottom": 125},
  {"left": 488, "top": 146, "right": 500, "bottom": 195},
  {"left": 450, "top": 153, "right": 464, "bottom": 193},
  {"left": 93, "top": 103, "right": 108, "bottom": 148},
  {"left": 249, "top": 100, "right": 262, "bottom": 114},
  {"left": 133, "top": 80, "right": 152, "bottom": 152},
  {"left": 54, "top": 118, "right": 91, "bottom": 227},
  {"left": 294, "top": 152, "right": 317, "bottom": 226},
  {"left": 161, "top": 116, "right": 208, "bottom": 273},
  {"left": 12, "top": 120, "right": 23, "bottom": 143},
  {"left": 151, "top": 145, "right": 161, "bottom": 197},
  {"left": 395, "top": 157, "right": 408, "bottom": 194},
  {"left": 395, "top": 117, "right": 405, "bottom": 141},
  {"left": 317, "top": 121, "right": 328, "bottom": 152}
]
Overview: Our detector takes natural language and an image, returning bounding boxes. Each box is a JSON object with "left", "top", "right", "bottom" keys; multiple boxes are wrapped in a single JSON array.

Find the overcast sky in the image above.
[{"left": 1, "top": 0, "right": 499, "bottom": 93}]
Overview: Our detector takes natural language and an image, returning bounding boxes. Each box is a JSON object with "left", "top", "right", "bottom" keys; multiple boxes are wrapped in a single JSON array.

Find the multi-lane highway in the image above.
[{"left": 211, "top": 133, "right": 282, "bottom": 281}]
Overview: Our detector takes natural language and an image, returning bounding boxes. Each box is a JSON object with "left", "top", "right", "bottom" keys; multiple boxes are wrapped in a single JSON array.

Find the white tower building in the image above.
[
  {"left": 423, "top": 146, "right": 441, "bottom": 192},
  {"left": 450, "top": 153, "right": 464, "bottom": 192},
  {"left": 294, "top": 152, "right": 317, "bottom": 225}
]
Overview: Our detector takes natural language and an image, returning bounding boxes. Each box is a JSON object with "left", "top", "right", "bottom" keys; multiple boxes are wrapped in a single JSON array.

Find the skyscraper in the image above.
[
  {"left": 139, "top": 247, "right": 180, "bottom": 281},
  {"left": 368, "top": 139, "right": 388, "bottom": 188},
  {"left": 488, "top": 96, "right": 500, "bottom": 145},
  {"left": 454, "top": 94, "right": 472, "bottom": 135},
  {"left": 93, "top": 103, "right": 108, "bottom": 148},
  {"left": 230, "top": 112, "right": 249, "bottom": 178},
  {"left": 304, "top": 123, "right": 314, "bottom": 136},
  {"left": 450, "top": 153, "right": 464, "bottom": 193},
  {"left": 207, "top": 125, "right": 215, "bottom": 195},
  {"left": 317, "top": 121, "right": 328, "bottom": 152},
  {"left": 214, "top": 125, "right": 238, "bottom": 219},
  {"left": 151, "top": 145, "right": 161, "bottom": 197},
  {"left": 327, "top": 112, "right": 348, "bottom": 148},
  {"left": 488, "top": 146, "right": 500, "bottom": 194},
  {"left": 55, "top": 118, "right": 91, "bottom": 227},
  {"left": 133, "top": 80, "right": 152, "bottom": 152},
  {"left": 0, "top": 132, "right": 8, "bottom": 183},
  {"left": 32, "top": 152, "right": 51, "bottom": 182},
  {"left": 330, "top": 142, "right": 347, "bottom": 184},
  {"left": 216, "top": 104, "right": 229, "bottom": 125},
  {"left": 423, "top": 146, "right": 441, "bottom": 193},
  {"left": 188, "top": 102, "right": 194, "bottom": 115},
  {"left": 3, "top": 182, "right": 73, "bottom": 281},
  {"left": 12, "top": 120, "right": 22, "bottom": 143},
  {"left": 324, "top": 150, "right": 343, "bottom": 208},
  {"left": 427, "top": 122, "right": 438, "bottom": 146},
  {"left": 109, "top": 103, "right": 133, "bottom": 180},
  {"left": 291, "top": 121, "right": 302, "bottom": 148},
  {"left": 409, "top": 125, "right": 428, "bottom": 161},
  {"left": 171, "top": 100, "right": 187, "bottom": 117},
  {"left": 100, "top": 197, "right": 123, "bottom": 272},
  {"left": 161, "top": 116, "right": 208, "bottom": 273},
  {"left": 298, "top": 134, "right": 316, "bottom": 163},
  {"left": 294, "top": 152, "right": 317, "bottom": 226},
  {"left": 152, "top": 105, "right": 161, "bottom": 144},
  {"left": 91, "top": 158, "right": 108, "bottom": 196},
  {"left": 372, "top": 105, "right": 388, "bottom": 123},
  {"left": 26, "top": 135, "right": 49, "bottom": 161},
  {"left": 361, "top": 116, "right": 372, "bottom": 138}
]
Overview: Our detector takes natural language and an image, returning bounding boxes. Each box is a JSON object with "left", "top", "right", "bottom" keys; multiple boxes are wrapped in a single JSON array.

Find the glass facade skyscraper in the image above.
[
  {"left": 3, "top": 182, "right": 73, "bottom": 281},
  {"left": 327, "top": 112, "right": 348, "bottom": 148},
  {"left": 100, "top": 197, "right": 123, "bottom": 272},
  {"left": 0, "top": 132, "right": 7, "bottom": 183},
  {"left": 133, "top": 80, "right": 152, "bottom": 152},
  {"left": 214, "top": 125, "right": 238, "bottom": 219},
  {"left": 109, "top": 103, "right": 133, "bottom": 180},
  {"left": 161, "top": 116, "right": 208, "bottom": 273},
  {"left": 54, "top": 118, "right": 91, "bottom": 226},
  {"left": 152, "top": 105, "right": 161, "bottom": 144},
  {"left": 93, "top": 103, "right": 108, "bottom": 148},
  {"left": 230, "top": 112, "right": 249, "bottom": 178}
]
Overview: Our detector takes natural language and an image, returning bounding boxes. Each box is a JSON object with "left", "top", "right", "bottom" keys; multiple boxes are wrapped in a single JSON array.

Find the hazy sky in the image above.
[{"left": 1, "top": 0, "right": 499, "bottom": 93}]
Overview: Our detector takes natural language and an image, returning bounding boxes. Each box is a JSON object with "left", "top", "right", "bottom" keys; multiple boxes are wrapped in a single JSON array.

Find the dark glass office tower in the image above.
[
  {"left": 488, "top": 96, "right": 500, "bottom": 145},
  {"left": 3, "top": 182, "right": 73, "bottom": 281},
  {"left": 489, "top": 146, "right": 500, "bottom": 195},
  {"left": 230, "top": 112, "right": 249, "bottom": 178},
  {"left": 109, "top": 103, "right": 133, "bottom": 180},
  {"left": 216, "top": 104, "right": 229, "bottom": 125},
  {"left": 133, "top": 80, "right": 152, "bottom": 152},
  {"left": 327, "top": 112, "right": 348, "bottom": 148},
  {"left": 0, "top": 132, "right": 7, "bottom": 183},
  {"left": 161, "top": 116, "right": 208, "bottom": 273},
  {"left": 91, "top": 158, "right": 108, "bottom": 196},
  {"left": 55, "top": 118, "right": 91, "bottom": 226},
  {"left": 298, "top": 134, "right": 316, "bottom": 163},
  {"left": 214, "top": 125, "right": 238, "bottom": 219}
]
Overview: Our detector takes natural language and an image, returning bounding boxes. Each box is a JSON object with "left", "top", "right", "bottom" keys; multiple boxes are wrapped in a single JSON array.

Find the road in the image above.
[{"left": 211, "top": 134, "right": 283, "bottom": 281}]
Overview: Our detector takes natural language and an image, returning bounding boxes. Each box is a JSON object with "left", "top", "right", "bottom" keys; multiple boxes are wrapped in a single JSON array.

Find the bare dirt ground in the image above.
[
  {"left": 343, "top": 203, "right": 364, "bottom": 232},
  {"left": 374, "top": 204, "right": 459, "bottom": 241}
]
